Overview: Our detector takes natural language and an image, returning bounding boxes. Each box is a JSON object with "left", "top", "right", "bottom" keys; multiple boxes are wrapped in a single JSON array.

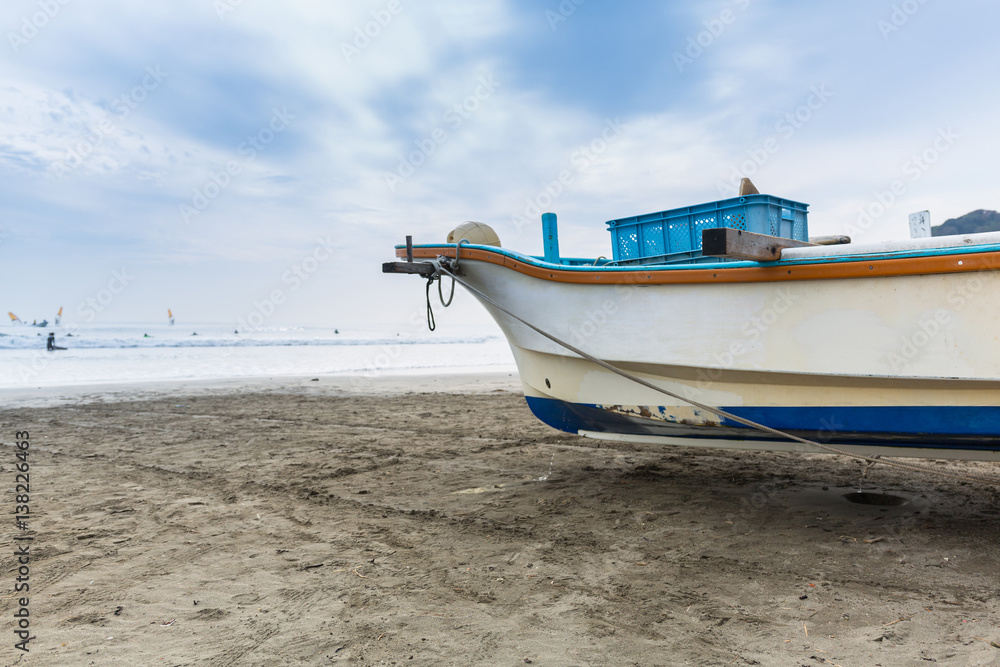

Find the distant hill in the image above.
[{"left": 931, "top": 209, "right": 1000, "bottom": 236}]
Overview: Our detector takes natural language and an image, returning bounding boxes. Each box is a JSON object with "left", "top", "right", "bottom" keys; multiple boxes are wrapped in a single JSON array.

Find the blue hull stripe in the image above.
[
  {"left": 718, "top": 405, "right": 1000, "bottom": 436},
  {"left": 524, "top": 397, "right": 1000, "bottom": 451}
]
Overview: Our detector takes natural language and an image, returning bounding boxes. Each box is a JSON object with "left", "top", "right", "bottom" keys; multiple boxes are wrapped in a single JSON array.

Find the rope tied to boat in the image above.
[
  {"left": 424, "top": 277, "right": 436, "bottom": 331},
  {"left": 424, "top": 241, "right": 465, "bottom": 331},
  {"left": 428, "top": 256, "right": 1000, "bottom": 489}
]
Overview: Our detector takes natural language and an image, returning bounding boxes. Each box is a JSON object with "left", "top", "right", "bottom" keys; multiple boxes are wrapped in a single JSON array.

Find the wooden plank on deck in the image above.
[{"left": 701, "top": 228, "right": 816, "bottom": 262}]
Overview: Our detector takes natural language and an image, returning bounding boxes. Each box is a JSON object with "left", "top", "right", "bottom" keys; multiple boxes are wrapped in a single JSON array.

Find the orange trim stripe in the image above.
[{"left": 395, "top": 246, "right": 1000, "bottom": 285}]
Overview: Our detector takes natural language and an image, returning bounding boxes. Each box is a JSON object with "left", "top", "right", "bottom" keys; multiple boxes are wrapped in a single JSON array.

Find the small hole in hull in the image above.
[
  {"left": 843, "top": 492, "right": 906, "bottom": 506},
  {"left": 545, "top": 378, "right": 551, "bottom": 389}
]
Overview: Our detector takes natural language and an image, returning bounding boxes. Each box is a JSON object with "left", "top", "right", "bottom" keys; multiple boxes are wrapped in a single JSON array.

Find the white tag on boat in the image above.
[{"left": 909, "top": 210, "right": 931, "bottom": 238}]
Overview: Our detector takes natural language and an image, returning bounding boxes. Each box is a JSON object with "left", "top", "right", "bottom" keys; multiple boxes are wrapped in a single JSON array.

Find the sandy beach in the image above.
[{"left": 2, "top": 373, "right": 999, "bottom": 666}]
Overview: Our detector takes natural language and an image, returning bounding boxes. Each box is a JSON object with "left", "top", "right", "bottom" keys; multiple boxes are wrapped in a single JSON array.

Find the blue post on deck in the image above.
[{"left": 542, "top": 212, "right": 560, "bottom": 263}]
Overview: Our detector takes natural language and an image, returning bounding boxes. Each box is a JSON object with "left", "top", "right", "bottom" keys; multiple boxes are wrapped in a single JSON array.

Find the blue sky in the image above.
[{"left": 2, "top": 0, "right": 998, "bottom": 329}]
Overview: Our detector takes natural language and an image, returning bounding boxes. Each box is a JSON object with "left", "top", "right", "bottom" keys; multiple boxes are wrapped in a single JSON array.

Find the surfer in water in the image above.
[{"left": 47, "top": 332, "right": 67, "bottom": 351}]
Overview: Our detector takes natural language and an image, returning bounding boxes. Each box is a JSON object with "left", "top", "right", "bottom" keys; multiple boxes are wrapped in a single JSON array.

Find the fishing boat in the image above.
[{"left": 383, "top": 182, "right": 1000, "bottom": 462}]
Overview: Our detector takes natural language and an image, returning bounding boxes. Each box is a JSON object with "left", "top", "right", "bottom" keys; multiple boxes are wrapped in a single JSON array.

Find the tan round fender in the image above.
[{"left": 447, "top": 221, "right": 501, "bottom": 247}]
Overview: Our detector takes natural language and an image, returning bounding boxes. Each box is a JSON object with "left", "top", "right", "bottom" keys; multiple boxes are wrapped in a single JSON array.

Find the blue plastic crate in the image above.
[{"left": 606, "top": 194, "right": 809, "bottom": 265}]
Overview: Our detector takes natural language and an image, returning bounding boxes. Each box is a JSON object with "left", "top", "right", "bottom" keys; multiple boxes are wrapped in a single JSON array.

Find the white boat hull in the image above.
[
  {"left": 392, "top": 236, "right": 1000, "bottom": 460},
  {"left": 453, "top": 254, "right": 1000, "bottom": 460}
]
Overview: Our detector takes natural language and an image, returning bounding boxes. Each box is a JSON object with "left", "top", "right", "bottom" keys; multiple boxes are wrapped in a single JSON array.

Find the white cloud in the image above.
[{"left": 4, "top": 1, "right": 1000, "bottom": 326}]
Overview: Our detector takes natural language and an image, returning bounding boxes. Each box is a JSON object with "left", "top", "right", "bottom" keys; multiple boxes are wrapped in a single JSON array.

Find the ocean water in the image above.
[{"left": 0, "top": 322, "right": 516, "bottom": 388}]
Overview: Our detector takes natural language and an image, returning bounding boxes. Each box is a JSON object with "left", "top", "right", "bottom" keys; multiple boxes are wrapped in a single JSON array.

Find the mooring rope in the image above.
[
  {"left": 430, "top": 258, "right": 1000, "bottom": 488},
  {"left": 424, "top": 278, "right": 436, "bottom": 331}
]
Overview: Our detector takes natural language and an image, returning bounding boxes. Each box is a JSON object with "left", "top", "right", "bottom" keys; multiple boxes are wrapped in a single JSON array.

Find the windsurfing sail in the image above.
[
  {"left": 55, "top": 306, "right": 62, "bottom": 325},
  {"left": 8, "top": 312, "right": 20, "bottom": 323},
  {"left": 168, "top": 309, "right": 175, "bottom": 325}
]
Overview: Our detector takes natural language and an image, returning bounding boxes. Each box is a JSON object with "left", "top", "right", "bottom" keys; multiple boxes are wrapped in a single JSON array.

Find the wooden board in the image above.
[
  {"left": 382, "top": 261, "right": 436, "bottom": 276},
  {"left": 701, "top": 228, "right": 816, "bottom": 262}
]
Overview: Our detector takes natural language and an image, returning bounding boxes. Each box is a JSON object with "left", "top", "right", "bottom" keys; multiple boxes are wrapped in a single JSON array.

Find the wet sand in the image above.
[{"left": 2, "top": 374, "right": 999, "bottom": 666}]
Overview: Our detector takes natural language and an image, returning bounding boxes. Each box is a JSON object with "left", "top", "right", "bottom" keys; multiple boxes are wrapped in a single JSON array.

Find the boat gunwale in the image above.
[{"left": 395, "top": 242, "right": 1000, "bottom": 284}]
